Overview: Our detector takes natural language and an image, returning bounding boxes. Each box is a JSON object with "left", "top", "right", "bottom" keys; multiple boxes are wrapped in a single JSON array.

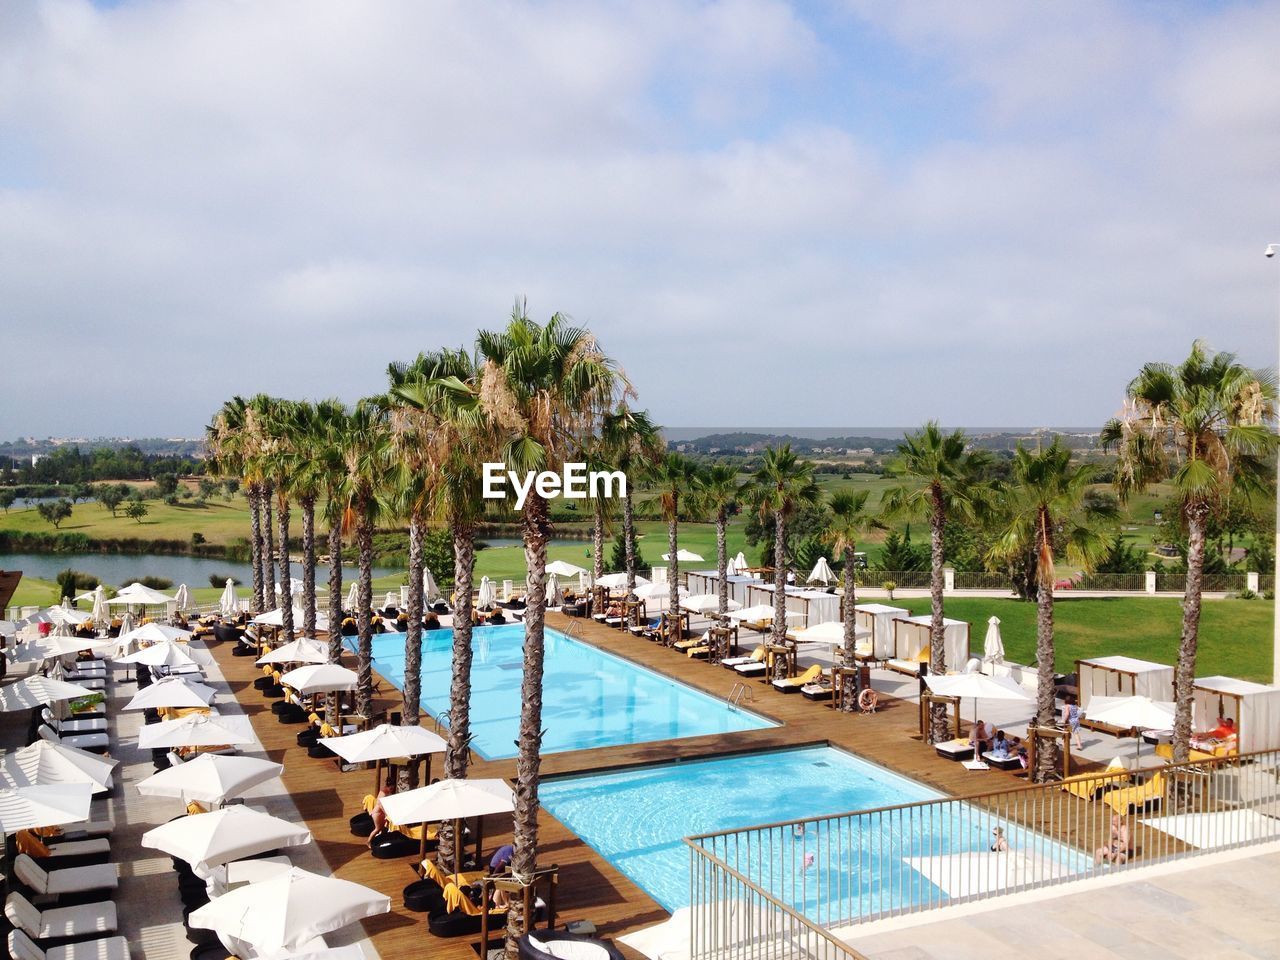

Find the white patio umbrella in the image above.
[
  {"left": 379, "top": 777, "right": 514, "bottom": 869},
  {"left": 137, "top": 754, "right": 284, "bottom": 806},
  {"left": 1083, "top": 695, "right": 1179, "bottom": 766},
  {"left": 546, "top": 574, "right": 561, "bottom": 606},
  {"left": 635, "top": 582, "right": 686, "bottom": 602},
  {"left": 596, "top": 572, "right": 645, "bottom": 590},
  {"left": 477, "top": 577, "right": 496, "bottom": 610},
  {"left": 982, "top": 616, "right": 1005, "bottom": 667},
  {"left": 662, "top": 549, "right": 704, "bottom": 563},
  {"left": 123, "top": 675, "right": 217, "bottom": 711},
  {"left": 319, "top": 723, "right": 446, "bottom": 791},
  {"left": 47, "top": 605, "right": 91, "bottom": 627},
  {"left": 138, "top": 713, "right": 256, "bottom": 750},
  {"left": 279, "top": 663, "right": 358, "bottom": 695},
  {"left": 257, "top": 637, "right": 330, "bottom": 666},
  {"left": 10, "top": 635, "right": 115, "bottom": 664},
  {"left": 0, "top": 742, "right": 117, "bottom": 795},
  {"left": 924, "top": 672, "right": 1033, "bottom": 737},
  {"left": 117, "top": 640, "right": 210, "bottom": 669},
  {"left": 343, "top": 582, "right": 359, "bottom": 611},
  {"left": 219, "top": 579, "right": 239, "bottom": 617},
  {"left": 682, "top": 594, "right": 740, "bottom": 614},
  {"left": 0, "top": 783, "right": 93, "bottom": 834},
  {"left": 142, "top": 805, "right": 311, "bottom": 870},
  {"left": 188, "top": 867, "right": 390, "bottom": 955},
  {"left": 545, "top": 560, "right": 587, "bottom": 578},
  {"left": 732, "top": 551, "right": 748, "bottom": 570},
  {"left": 0, "top": 676, "right": 98, "bottom": 712},
  {"left": 807, "top": 557, "right": 837, "bottom": 586},
  {"left": 423, "top": 568, "right": 441, "bottom": 603},
  {"left": 90, "top": 586, "right": 109, "bottom": 627},
  {"left": 118, "top": 622, "right": 193, "bottom": 647}
]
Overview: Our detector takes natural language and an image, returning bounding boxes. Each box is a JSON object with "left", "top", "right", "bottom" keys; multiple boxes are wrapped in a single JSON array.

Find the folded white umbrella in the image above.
[
  {"left": 0, "top": 676, "right": 98, "bottom": 712},
  {"left": 477, "top": 577, "right": 496, "bottom": 610},
  {"left": 91, "top": 586, "right": 109, "bottom": 626},
  {"left": 545, "top": 560, "right": 587, "bottom": 578},
  {"left": 343, "top": 582, "right": 359, "bottom": 611},
  {"left": 595, "top": 572, "right": 646, "bottom": 590},
  {"left": 137, "top": 754, "right": 284, "bottom": 805},
  {"left": 279, "top": 663, "right": 358, "bottom": 695},
  {"left": 173, "top": 584, "right": 191, "bottom": 612},
  {"left": 142, "top": 805, "right": 311, "bottom": 869},
  {"left": 546, "top": 574, "right": 561, "bottom": 605},
  {"left": 0, "top": 742, "right": 118, "bottom": 794},
  {"left": 0, "top": 783, "right": 94, "bottom": 834},
  {"left": 733, "top": 551, "right": 748, "bottom": 569},
  {"left": 138, "top": 713, "right": 256, "bottom": 750},
  {"left": 123, "top": 675, "right": 217, "bottom": 711},
  {"left": 983, "top": 616, "right": 1005, "bottom": 665},
  {"left": 725, "top": 558, "right": 739, "bottom": 577},
  {"left": 257, "top": 637, "right": 330, "bottom": 666},
  {"left": 662, "top": 549, "right": 704, "bottom": 563},
  {"left": 318, "top": 723, "right": 446, "bottom": 764},
  {"left": 422, "top": 568, "right": 440, "bottom": 603},
  {"left": 118, "top": 622, "right": 193, "bottom": 646},
  {"left": 807, "top": 557, "right": 837, "bottom": 585},
  {"left": 219, "top": 578, "right": 240, "bottom": 617},
  {"left": 379, "top": 778, "right": 514, "bottom": 826},
  {"left": 682, "top": 594, "right": 741, "bottom": 614},
  {"left": 110, "top": 582, "right": 175, "bottom": 605},
  {"left": 188, "top": 867, "right": 390, "bottom": 955},
  {"left": 117, "top": 640, "right": 210, "bottom": 668}
]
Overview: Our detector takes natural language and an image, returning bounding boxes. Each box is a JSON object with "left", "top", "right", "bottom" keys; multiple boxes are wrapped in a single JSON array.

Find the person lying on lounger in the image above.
[
  {"left": 1094, "top": 813, "right": 1129, "bottom": 865},
  {"left": 1192, "top": 716, "right": 1236, "bottom": 752}
]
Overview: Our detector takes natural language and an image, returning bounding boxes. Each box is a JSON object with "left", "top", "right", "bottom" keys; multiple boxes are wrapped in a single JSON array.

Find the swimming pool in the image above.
[
  {"left": 351, "top": 624, "right": 774, "bottom": 759},
  {"left": 539, "top": 746, "right": 1088, "bottom": 916}
]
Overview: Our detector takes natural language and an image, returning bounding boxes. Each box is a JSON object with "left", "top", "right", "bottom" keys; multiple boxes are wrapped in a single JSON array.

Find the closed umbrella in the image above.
[
  {"left": 477, "top": 577, "right": 496, "bottom": 610},
  {"left": 319, "top": 723, "right": 446, "bottom": 792},
  {"left": 257, "top": 637, "right": 330, "bottom": 666},
  {"left": 278, "top": 663, "right": 358, "bottom": 695},
  {"left": 0, "top": 783, "right": 93, "bottom": 834},
  {"left": 1082, "top": 695, "right": 1179, "bottom": 766},
  {"left": 423, "top": 568, "right": 440, "bottom": 604},
  {"left": 807, "top": 557, "right": 837, "bottom": 586},
  {"left": 662, "top": 549, "right": 704, "bottom": 563},
  {"left": 380, "top": 778, "right": 514, "bottom": 871},
  {"left": 343, "top": 582, "right": 359, "bottom": 612},
  {"left": 142, "top": 805, "right": 311, "bottom": 870},
  {"left": 383, "top": 591, "right": 398, "bottom": 610},
  {"left": 219, "top": 579, "right": 239, "bottom": 617},
  {"left": 546, "top": 574, "right": 561, "bottom": 606},
  {"left": 91, "top": 586, "right": 109, "bottom": 627},
  {"left": 982, "top": 616, "right": 1005, "bottom": 667},
  {"left": 116, "top": 611, "right": 136, "bottom": 638},
  {"left": 123, "top": 675, "right": 217, "bottom": 711},
  {"left": 0, "top": 742, "right": 117, "bottom": 795},
  {"left": 733, "top": 551, "right": 748, "bottom": 570},
  {"left": 173, "top": 584, "right": 192, "bottom": 613},
  {"left": 725, "top": 558, "right": 739, "bottom": 577},
  {"left": 138, "top": 713, "right": 256, "bottom": 750},
  {"left": 188, "top": 867, "right": 390, "bottom": 955},
  {"left": 0, "top": 676, "right": 97, "bottom": 712},
  {"left": 137, "top": 754, "right": 284, "bottom": 806}
]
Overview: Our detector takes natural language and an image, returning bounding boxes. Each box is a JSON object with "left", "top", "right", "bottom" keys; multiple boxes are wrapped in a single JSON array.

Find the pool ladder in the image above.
[
  {"left": 727, "top": 682, "right": 755, "bottom": 710},
  {"left": 562, "top": 620, "right": 583, "bottom": 640}
]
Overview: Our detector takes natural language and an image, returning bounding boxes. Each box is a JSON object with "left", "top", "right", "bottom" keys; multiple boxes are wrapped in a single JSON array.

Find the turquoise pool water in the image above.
[
  {"left": 539, "top": 746, "right": 1088, "bottom": 915},
  {"left": 351, "top": 625, "right": 773, "bottom": 759}
]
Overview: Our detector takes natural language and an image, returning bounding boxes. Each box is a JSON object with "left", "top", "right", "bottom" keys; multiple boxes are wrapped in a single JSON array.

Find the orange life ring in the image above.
[{"left": 858, "top": 688, "right": 878, "bottom": 714}]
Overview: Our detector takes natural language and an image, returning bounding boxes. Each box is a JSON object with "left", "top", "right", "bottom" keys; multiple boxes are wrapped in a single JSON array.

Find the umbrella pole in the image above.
[
  {"left": 475, "top": 814, "right": 484, "bottom": 870},
  {"left": 453, "top": 817, "right": 462, "bottom": 875},
  {"left": 418, "top": 824, "right": 428, "bottom": 871}
]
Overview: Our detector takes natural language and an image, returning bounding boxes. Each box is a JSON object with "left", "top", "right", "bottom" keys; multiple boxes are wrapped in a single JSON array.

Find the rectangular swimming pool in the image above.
[
  {"left": 352, "top": 624, "right": 774, "bottom": 759},
  {"left": 539, "top": 746, "right": 1089, "bottom": 916}
]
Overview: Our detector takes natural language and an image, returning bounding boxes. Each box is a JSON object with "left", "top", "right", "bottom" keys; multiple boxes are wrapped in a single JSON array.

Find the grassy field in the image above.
[{"left": 0, "top": 498, "right": 254, "bottom": 546}]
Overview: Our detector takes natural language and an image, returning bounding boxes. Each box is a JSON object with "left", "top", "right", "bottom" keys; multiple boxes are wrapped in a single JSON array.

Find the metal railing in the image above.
[{"left": 685, "top": 748, "right": 1280, "bottom": 951}]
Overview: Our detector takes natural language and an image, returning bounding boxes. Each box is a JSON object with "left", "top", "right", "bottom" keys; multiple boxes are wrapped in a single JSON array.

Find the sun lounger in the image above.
[
  {"left": 40, "top": 709, "right": 106, "bottom": 736},
  {"left": 1060, "top": 760, "right": 1129, "bottom": 800},
  {"left": 734, "top": 659, "right": 768, "bottom": 677},
  {"left": 772, "top": 665, "right": 824, "bottom": 694},
  {"left": 39, "top": 818, "right": 114, "bottom": 842},
  {"left": 16, "top": 832, "right": 110, "bottom": 866},
  {"left": 886, "top": 649, "right": 930, "bottom": 677},
  {"left": 801, "top": 682, "right": 833, "bottom": 701},
  {"left": 13, "top": 855, "right": 118, "bottom": 899},
  {"left": 36, "top": 727, "right": 109, "bottom": 755},
  {"left": 1155, "top": 742, "right": 1237, "bottom": 764},
  {"left": 1103, "top": 771, "right": 1166, "bottom": 815},
  {"left": 9, "top": 928, "right": 129, "bottom": 960},
  {"left": 6, "top": 892, "right": 117, "bottom": 942},
  {"left": 980, "top": 752, "right": 1024, "bottom": 772},
  {"left": 934, "top": 738, "right": 975, "bottom": 762}
]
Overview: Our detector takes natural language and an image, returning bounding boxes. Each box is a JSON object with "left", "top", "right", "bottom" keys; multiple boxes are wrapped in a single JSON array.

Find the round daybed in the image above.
[{"left": 518, "top": 932, "right": 624, "bottom": 960}]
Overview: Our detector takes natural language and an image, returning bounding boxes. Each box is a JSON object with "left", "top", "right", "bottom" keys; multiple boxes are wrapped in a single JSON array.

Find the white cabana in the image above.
[
  {"left": 854, "top": 603, "right": 909, "bottom": 659},
  {"left": 792, "top": 620, "right": 871, "bottom": 658},
  {"left": 745, "top": 583, "right": 840, "bottom": 628},
  {"left": 137, "top": 754, "right": 284, "bottom": 806},
  {"left": 0, "top": 742, "right": 117, "bottom": 795},
  {"left": 1076, "top": 656, "right": 1175, "bottom": 733},
  {"left": 662, "top": 549, "right": 704, "bottom": 563},
  {"left": 982, "top": 616, "right": 1005, "bottom": 667},
  {"left": 0, "top": 783, "right": 93, "bottom": 834},
  {"left": 807, "top": 557, "right": 837, "bottom": 586},
  {"left": 545, "top": 560, "right": 587, "bottom": 578},
  {"left": 1192, "top": 676, "right": 1280, "bottom": 753},
  {"left": 279, "top": 663, "right": 358, "bottom": 695},
  {"left": 123, "top": 675, "right": 217, "bottom": 711},
  {"left": 137, "top": 714, "right": 255, "bottom": 750},
  {"left": 219, "top": 579, "right": 239, "bottom": 617},
  {"left": 142, "top": 806, "right": 311, "bottom": 870},
  {"left": 888, "top": 614, "right": 971, "bottom": 676},
  {"left": 258, "top": 637, "right": 331, "bottom": 666}
]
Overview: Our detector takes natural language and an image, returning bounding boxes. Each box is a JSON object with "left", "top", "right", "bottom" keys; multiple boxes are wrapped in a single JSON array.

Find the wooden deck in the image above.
[{"left": 212, "top": 612, "right": 1128, "bottom": 959}]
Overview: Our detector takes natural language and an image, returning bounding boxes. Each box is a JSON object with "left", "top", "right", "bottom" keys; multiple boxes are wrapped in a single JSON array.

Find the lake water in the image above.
[{"left": 0, "top": 551, "right": 399, "bottom": 588}]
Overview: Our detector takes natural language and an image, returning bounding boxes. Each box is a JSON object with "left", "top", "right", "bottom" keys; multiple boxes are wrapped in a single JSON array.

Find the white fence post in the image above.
[
  {"left": 943, "top": 567, "right": 955, "bottom": 594},
  {"left": 1145, "top": 570, "right": 1157, "bottom": 595},
  {"left": 1247, "top": 571, "right": 1260, "bottom": 593}
]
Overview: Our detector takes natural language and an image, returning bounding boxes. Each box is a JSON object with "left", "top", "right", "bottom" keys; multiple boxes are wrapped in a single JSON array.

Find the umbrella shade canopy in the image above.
[
  {"left": 117, "top": 640, "right": 210, "bottom": 668},
  {"left": 983, "top": 616, "right": 1005, "bottom": 664},
  {"left": 137, "top": 754, "right": 284, "bottom": 805},
  {"left": 47, "top": 605, "right": 91, "bottom": 627},
  {"left": 807, "top": 557, "right": 837, "bottom": 585},
  {"left": 635, "top": 582, "right": 686, "bottom": 601},
  {"left": 379, "top": 778, "right": 514, "bottom": 826},
  {"left": 682, "top": 594, "right": 740, "bottom": 614},
  {"left": 123, "top": 675, "right": 217, "bottom": 711},
  {"left": 318, "top": 723, "right": 446, "bottom": 764},
  {"left": 219, "top": 579, "right": 239, "bottom": 616},
  {"left": 727, "top": 604, "right": 789, "bottom": 622},
  {"left": 0, "top": 742, "right": 117, "bottom": 794},
  {"left": 142, "top": 805, "right": 311, "bottom": 869},
  {"left": 0, "top": 783, "right": 94, "bottom": 834},
  {"left": 174, "top": 584, "right": 191, "bottom": 611},
  {"left": 925, "top": 673, "right": 1034, "bottom": 703},
  {"left": 188, "top": 867, "right": 390, "bottom": 954},
  {"left": 257, "top": 637, "right": 330, "bottom": 666},
  {"left": 793, "top": 621, "right": 870, "bottom": 643},
  {"left": 279, "top": 664, "right": 358, "bottom": 695},
  {"left": 110, "top": 582, "right": 175, "bottom": 604},
  {"left": 1084, "top": 695, "right": 1178, "bottom": 731},
  {"left": 595, "top": 573, "right": 646, "bottom": 590},
  {"left": 662, "top": 549, "right": 704, "bottom": 563},
  {"left": 545, "top": 560, "right": 587, "bottom": 577},
  {"left": 0, "top": 676, "right": 98, "bottom": 712},
  {"left": 138, "top": 713, "right": 256, "bottom": 750},
  {"left": 11, "top": 635, "right": 115, "bottom": 664},
  {"left": 118, "top": 622, "right": 193, "bottom": 646}
]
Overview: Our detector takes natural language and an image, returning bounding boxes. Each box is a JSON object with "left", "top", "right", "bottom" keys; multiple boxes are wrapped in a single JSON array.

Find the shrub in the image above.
[
  {"left": 123, "top": 575, "right": 173, "bottom": 590},
  {"left": 1235, "top": 588, "right": 1258, "bottom": 600},
  {"left": 55, "top": 568, "right": 98, "bottom": 599},
  {"left": 208, "top": 573, "right": 242, "bottom": 588},
  {"left": 191, "top": 532, "right": 206, "bottom": 545},
  {"left": 882, "top": 579, "right": 897, "bottom": 600}
]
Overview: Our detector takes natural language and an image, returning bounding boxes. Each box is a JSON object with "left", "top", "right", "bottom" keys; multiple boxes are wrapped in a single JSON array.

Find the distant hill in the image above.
[
  {"left": 667, "top": 428, "right": 1101, "bottom": 455},
  {"left": 0, "top": 437, "right": 204, "bottom": 459}
]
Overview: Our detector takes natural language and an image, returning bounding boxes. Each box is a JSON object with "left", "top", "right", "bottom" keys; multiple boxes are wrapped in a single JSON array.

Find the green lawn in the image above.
[
  {"left": 1, "top": 498, "right": 254, "bottom": 546},
  {"left": 893, "top": 595, "right": 1274, "bottom": 682}
]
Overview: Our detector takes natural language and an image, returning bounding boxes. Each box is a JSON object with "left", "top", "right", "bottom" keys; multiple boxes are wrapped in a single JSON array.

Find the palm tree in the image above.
[
  {"left": 696, "top": 463, "right": 740, "bottom": 621},
  {"left": 988, "top": 440, "right": 1114, "bottom": 779},
  {"left": 475, "top": 303, "right": 621, "bottom": 955},
  {"left": 601, "top": 406, "right": 662, "bottom": 594},
  {"left": 312, "top": 401, "right": 351, "bottom": 667},
  {"left": 1101, "top": 342, "right": 1276, "bottom": 761},
  {"left": 283, "top": 400, "right": 337, "bottom": 639},
  {"left": 826, "top": 489, "right": 876, "bottom": 709},
  {"left": 205, "top": 397, "right": 261, "bottom": 611},
  {"left": 242, "top": 394, "right": 279, "bottom": 612},
  {"left": 742, "top": 445, "right": 820, "bottom": 648},
  {"left": 882, "top": 423, "right": 992, "bottom": 741},
  {"left": 252, "top": 397, "right": 298, "bottom": 642},
  {"left": 650, "top": 453, "right": 701, "bottom": 635}
]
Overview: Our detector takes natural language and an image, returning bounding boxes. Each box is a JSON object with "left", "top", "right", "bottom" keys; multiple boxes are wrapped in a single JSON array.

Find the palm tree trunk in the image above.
[
  {"left": 928, "top": 486, "right": 948, "bottom": 743},
  {"left": 354, "top": 502, "right": 375, "bottom": 723},
  {"left": 301, "top": 495, "right": 317, "bottom": 638},
  {"left": 440, "top": 520, "right": 476, "bottom": 869},
  {"left": 399, "top": 512, "right": 425, "bottom": 792},
  {"left": 1173, "top": 500, "right": 1208, "bottom": 762},
  {"left": 592, "top": 499, "right": 605, "bottom": 580},
  {"left": 772, "top": 512, "right": 787, "bottom": 648},
  {"left": 716, "top": 509, "right": 728, "bottom": 618},
  {"left": 326, "top": 522, "right": 344, "bottom": 664},
  {"left": 841, "top": 544, "right": 858, "bottom": 712},
  {"left": 507, "top": 494, "right": 550, "bottom": 958},
  {"left": 248, "top": 484, "right": 264, "bottom": 613},
  {"left": 1033, "top": 510, "right": 1058, "bottom": 782},
  {"left": 278, "top": 497, "right": 293, "bottom": 640},
  {"left": 667, "top": 504, "right": 679, "bottom": 641},
  {"left": 262, "top": 483, "right": 277, "bottom": 609},
  {"left": 624, "top": 489, "right": 637, "bottom": 596}
]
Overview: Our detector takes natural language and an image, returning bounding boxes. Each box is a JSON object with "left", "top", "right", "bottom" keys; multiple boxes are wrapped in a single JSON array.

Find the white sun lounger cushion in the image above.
[
  {"left": 6, "top": 893, "right": 117, "bottom": 940},
  {"left": 13, "top": 856, "right": 118, "bottom": 896},
  {"left": 42, "top": 838, "right": 111, "bottom": 860},
  {"left": 47, "top": 718, "right": 107, "bottom": 735},
  {"left": 526, "top": 935, "right": 613, "bottom": 960},
  {"left": 38, "top": 728, "right": 109, "bottom": 751},
  {"left": 9, "top": 930, "right": 129, "bottom": 960},
  {"left": 58, "top": 819, "right": 114, "bottom": 839},
  {"left": 733, "top": 662, "right": 767, "bottom": 675}
]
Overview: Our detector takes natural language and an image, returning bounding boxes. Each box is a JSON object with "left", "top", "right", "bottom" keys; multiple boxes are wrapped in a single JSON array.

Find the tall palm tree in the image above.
[
  {"left": 742, "top": 445, "right": 820, "bottom": 648},
  {"left": 826, "top": 489, "right": 876, "bottom": 709},
  {"left": 988, "top": 441, "right": 1114, "bottom": 779},
  {"left": 650, "top": 453, "right": 701, "bottom": 633},
  {"left": 283, "top": 399, "right": 336, "bottom": 639},
  {"left": 696, "top": 463, "right": 740, "bottom": 620},
  {"left": 601, "top": 406, "right": 662, "bottom": 595},
  {"left": 475, "top": 304, "right": 621, "bottom": 956},
  {"left": 205, "top": 397, "right": 262, "bottom": 611},
  {"left": 882, "top": 423, "right": 992, "bottom": 741},
  {"left": 1102, "top": 342, "right": 1276, "bottom": 761},
  {"left": 242, "top": 394, "right": 279, "bottom": 612},
  {"left": 253, "top": 397, "right": 298, "bottom": 642},
  {"left": 312, "top": 401, "right": 351, "bottom": 667}
]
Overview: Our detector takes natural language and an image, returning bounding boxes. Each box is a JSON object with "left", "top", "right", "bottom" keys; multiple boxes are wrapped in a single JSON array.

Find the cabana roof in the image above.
[{"left": 1080, "top": 655, "right": 1171, "bottom": 674}]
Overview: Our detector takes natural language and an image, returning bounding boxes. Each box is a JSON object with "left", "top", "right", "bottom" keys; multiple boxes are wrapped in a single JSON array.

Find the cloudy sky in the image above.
[{"left": 2, "top": 0, "right": 1277, "bottom": 438}]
